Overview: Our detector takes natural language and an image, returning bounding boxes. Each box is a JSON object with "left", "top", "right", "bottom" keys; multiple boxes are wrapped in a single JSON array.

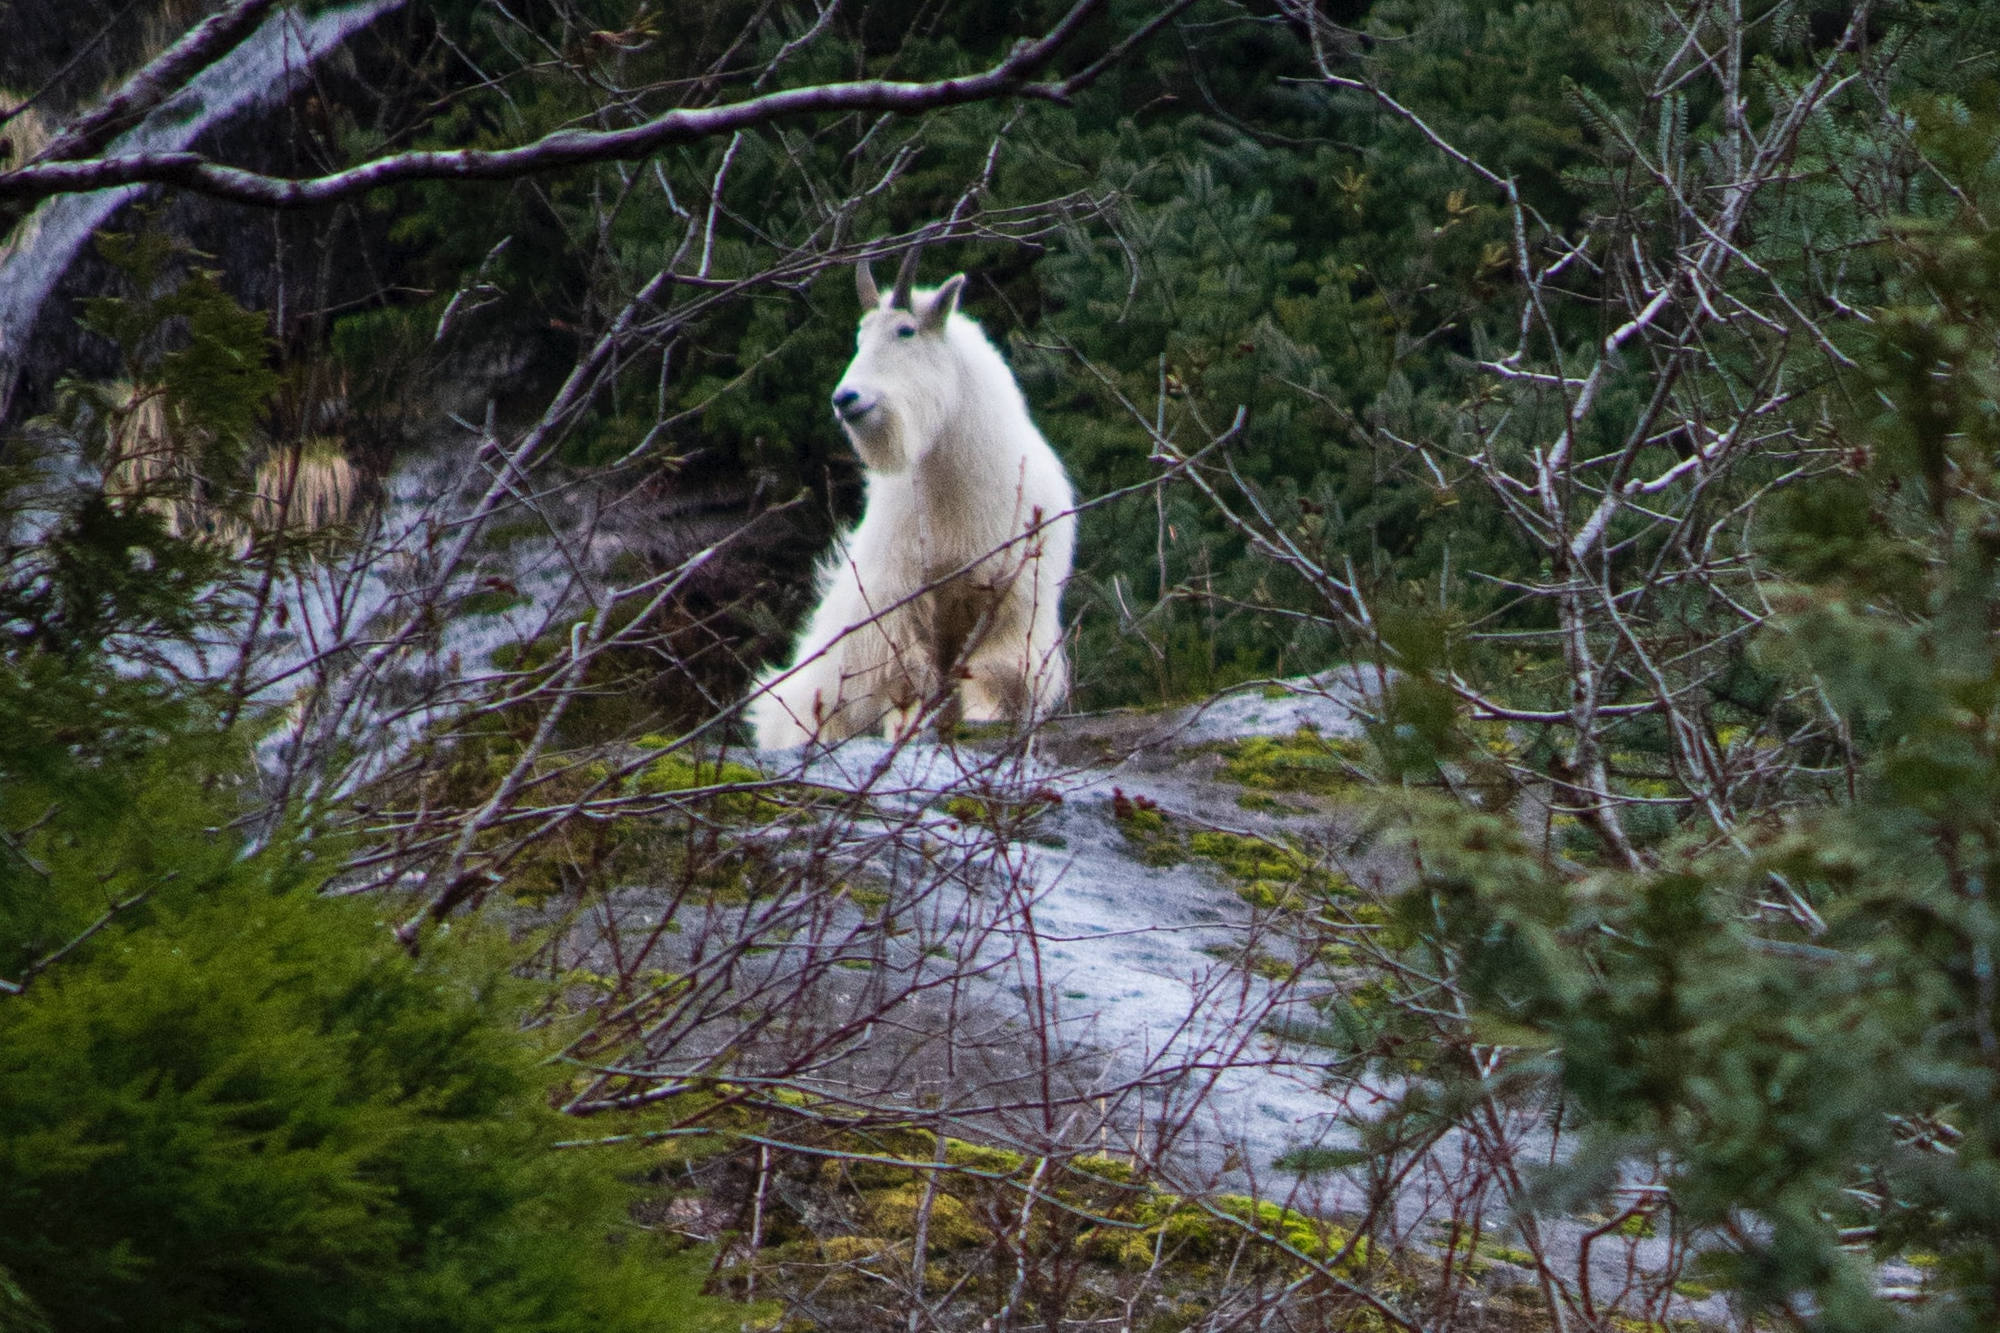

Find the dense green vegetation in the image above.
[{"left": 0, "top": 329, "right": 736, "bottom": 1330}]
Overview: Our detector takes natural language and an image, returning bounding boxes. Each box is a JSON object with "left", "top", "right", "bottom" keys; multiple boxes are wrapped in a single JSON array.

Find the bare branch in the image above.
[
  {"left": 29, "top": 0, "right": 283, "bottom": 167},
  {"left": 0, "top": 0, "right": 1175, "bottom": 211}
]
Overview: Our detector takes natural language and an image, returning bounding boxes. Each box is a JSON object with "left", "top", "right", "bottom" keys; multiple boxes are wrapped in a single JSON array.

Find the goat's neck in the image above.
[
  {"left": 889, "top": 426, "right": 1025, "bottom": 581},
  {"left": 914, "top": 413, "right": 1021, "bottom": 495}
]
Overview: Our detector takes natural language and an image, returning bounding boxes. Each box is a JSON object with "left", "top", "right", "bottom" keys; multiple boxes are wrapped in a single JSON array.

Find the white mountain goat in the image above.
[{"left": 749, "top": 252, "right": 1075, "bottom": 749}]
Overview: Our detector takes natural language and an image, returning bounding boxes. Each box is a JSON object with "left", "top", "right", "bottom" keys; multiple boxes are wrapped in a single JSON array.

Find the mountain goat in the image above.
[{"left": 749, "top": 251, "right": 1075, "bottom": 749}]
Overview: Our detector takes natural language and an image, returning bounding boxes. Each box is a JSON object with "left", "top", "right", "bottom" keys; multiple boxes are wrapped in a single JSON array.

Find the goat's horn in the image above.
[
  {"left": 856, "top": 260, "right": 880, "bottom": 307},
  {"left": 889, "top": 245, "right": 921, "bottom": 309}
]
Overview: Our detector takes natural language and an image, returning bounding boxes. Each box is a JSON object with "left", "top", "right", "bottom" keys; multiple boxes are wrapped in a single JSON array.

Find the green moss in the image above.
[
  {"left": 863, "top": 1186, "right": 985, "bottom": 1250},
  {"left": 1059, "top": 1153, "right": 1128, "bottom": 1184},
  {"left": 1112, "top": 788, "right": 1186, "bottom": 866},
  {"left": 1251, "top": 951, "right": 1298, "bottom": 981},
  {"left": 1122, "top": 805, "right": 1168, "bottom": 835},
  {"left": 1429, "top": 1225, "right": 1540, "bottom": 1274},
  {"left": 1108, "top": 815, "right": 1361, "bottom": 912},
  {"left": 1616, "top": 1212, "right": 1657, "bottom": 1239},
  {"left": 805, "top": 1236, "right": 902, "bottom": 1294},
  {"left": 631, "top": 743, "right": 778, "bottom": 822},
  {"left": 816, "top": 1235, "right": 893, "bottom": 1266},
  {"left": 1235, "top": 791, "right": 1309, "bottom": 814},
  {"left": 844, "top": 882, "right": 892, "bottom": 911},
  {"left": 943, "top": 1138, "right": 1025, "bottom": 1174},
  {"left": 1187, "top": 830, "right": 1365, "bottom": 912},
  {"left": 1091, "top": 1194, "right": 1368, "bottom": 1273},
  {"left": 684, "top": 1112, "right": 1444, "bottom": 1329},
  {"left": 395, "top": 740, "right": 690, "bottom": 906},
  {"left": 1189, "top": 830, "right": 1303, "bottom": 882},
  {"left": 942, "top": 788, "right": 1064, "bottom": 837},
  {"left": 456, "top": 586, "right": 530, "bottom": 617},
  {"left": 1216, "top": 728, "right": 1368, "bottom": 796},
  {"left": 1105, "top": 1198, "right": 1220, "bottom": 1265},
  {"left": 1216, "top": 1196, "right": 1360, "bottom": 1259},
  {"left": 941, "top": 794, "right": 987, "bottom": 824}
]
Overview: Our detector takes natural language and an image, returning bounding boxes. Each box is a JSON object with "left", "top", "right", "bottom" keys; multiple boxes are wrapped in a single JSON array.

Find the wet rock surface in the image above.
[{"left": 695, "top": 679, "right": 1733, "bottom": 1326}]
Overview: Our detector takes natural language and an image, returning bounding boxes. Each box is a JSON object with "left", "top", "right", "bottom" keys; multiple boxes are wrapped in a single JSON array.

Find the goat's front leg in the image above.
[{"left": 960, "top": 559, "right": 1067, "bottom": 725}]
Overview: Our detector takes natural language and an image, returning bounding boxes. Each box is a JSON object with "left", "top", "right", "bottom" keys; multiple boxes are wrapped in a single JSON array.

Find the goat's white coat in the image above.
[{"left": 749, "top": 271, "right": 1075, "bottom": 749}]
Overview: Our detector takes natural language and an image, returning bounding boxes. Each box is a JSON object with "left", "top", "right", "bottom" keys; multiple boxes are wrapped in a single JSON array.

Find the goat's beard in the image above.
[{"left": 842, "top": 414, "right": 911, "bottom": 474}]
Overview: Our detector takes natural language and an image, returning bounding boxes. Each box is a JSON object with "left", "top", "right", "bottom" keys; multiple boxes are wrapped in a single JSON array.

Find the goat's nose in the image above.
[{"left": 833, "top": 387, "right": 862, "bottom": 412}]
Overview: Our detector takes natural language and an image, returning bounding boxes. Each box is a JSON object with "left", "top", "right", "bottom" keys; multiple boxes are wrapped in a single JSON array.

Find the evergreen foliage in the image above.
[
  {"left": 0, "top": 226, "right": 737, "bottom": 1333},
  {"left": 0, "top": 526, "right": 735, "bottom": 1329},
  {"left": 1398, "top": 185, "right": 2000, "bottom": 1328},
  {"left": 0, "top": 872, "right": 711, "bottom": 1332}
]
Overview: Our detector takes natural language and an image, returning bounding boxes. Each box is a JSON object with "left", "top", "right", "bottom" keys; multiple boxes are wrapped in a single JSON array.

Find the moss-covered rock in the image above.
[
  {"left": 1216, "top": 727, "right": 1368, "bottom": 796},
  {"left": 863, "top": 1185, "right": 986, "bottom": 1250},
  {"left": 631, "top": 741, "right": 782, "bottom": 822},
  {"left": 943, "top": 1137, "right": 1027, "bottom": 1175},
  {"left": 1111, "top": 787, "right": 1186, "bottom": 866}
]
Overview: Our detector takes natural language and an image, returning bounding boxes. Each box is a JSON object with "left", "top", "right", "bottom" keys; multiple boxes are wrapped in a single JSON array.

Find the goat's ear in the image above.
[
  {"left": 920, "top": 273, "right": 966, "bottom": 331},
  {"left": 856, "top": 261, "right": 880, "bottom": 308}
]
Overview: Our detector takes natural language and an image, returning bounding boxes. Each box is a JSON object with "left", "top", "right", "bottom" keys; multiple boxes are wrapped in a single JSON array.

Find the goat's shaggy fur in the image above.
[{"left": 749, "top": 259, "right": 1075, "bottom": 749}]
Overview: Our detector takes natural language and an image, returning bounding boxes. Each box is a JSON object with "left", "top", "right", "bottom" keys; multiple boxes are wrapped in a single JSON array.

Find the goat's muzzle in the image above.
[{"left": 833, "top": 386, "right": 878, "bottom": 424}]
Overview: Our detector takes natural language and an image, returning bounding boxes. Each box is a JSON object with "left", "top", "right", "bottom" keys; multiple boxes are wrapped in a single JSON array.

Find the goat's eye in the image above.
[{"left": 896, "top": 324, "right": 917, "bottom": 339}]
